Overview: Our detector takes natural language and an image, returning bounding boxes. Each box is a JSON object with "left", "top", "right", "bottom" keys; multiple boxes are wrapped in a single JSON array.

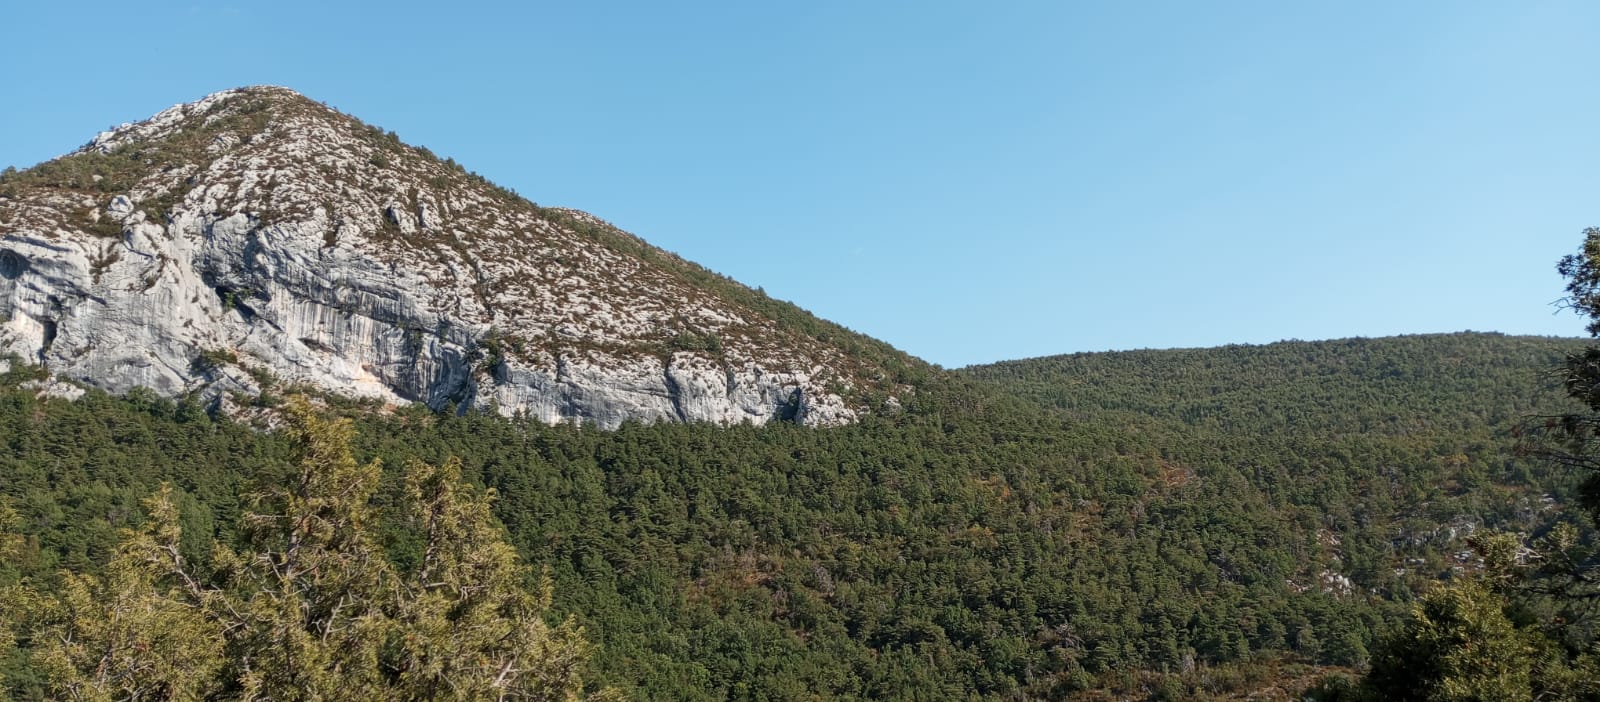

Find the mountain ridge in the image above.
[{"left": 0, "top": 86, "right": 922, "bottom": 426}]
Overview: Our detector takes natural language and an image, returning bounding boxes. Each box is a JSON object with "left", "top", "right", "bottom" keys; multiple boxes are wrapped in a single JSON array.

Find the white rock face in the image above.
[{"left": 0, "top": 87, "right": 886, "bottom": 428}]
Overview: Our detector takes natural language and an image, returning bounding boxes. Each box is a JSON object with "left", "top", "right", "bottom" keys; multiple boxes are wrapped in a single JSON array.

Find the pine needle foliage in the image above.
[{"left": 3, "top": 399, "right": 613, "bottom": 701}]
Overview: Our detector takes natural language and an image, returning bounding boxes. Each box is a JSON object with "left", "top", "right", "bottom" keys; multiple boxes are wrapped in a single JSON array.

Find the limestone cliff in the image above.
[{"left": 0, "top": 87, "right": 910, "bottom": 427}]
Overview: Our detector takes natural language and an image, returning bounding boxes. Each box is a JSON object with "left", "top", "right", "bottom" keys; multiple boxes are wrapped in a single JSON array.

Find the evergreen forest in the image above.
[{"left": 2, "top": 330, "right": 1594, "bottom": 699}]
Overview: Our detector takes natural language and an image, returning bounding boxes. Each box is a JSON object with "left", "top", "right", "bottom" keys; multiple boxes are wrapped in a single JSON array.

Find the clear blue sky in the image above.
[{"left": 4, "top": 2, "right": 1597, "bottom": 367}]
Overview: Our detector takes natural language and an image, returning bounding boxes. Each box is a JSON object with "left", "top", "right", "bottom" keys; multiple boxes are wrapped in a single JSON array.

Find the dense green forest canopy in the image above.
[
  {"left": 0, "top": 332, "right": 1589, "bottom": 699},
  {"left": 962, "top": 332, "right": 1572, "bottom": 437}
]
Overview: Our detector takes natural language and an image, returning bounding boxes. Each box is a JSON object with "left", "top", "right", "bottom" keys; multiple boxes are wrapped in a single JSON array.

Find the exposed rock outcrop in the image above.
[{"left": 0, "top": 87, "right": 902, "bottom": 427}]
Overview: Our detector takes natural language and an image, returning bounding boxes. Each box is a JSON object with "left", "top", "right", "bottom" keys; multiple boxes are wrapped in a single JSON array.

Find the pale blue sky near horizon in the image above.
[{"left": 3, "top": 2, "right": 1596, "bottom": 367}]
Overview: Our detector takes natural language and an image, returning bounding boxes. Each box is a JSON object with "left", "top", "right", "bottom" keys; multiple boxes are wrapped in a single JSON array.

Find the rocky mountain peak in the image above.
[
  {"left": 83, "top": 86, "right": 305, "bottom": 154},
  {"left": 0, "top": 87, "right": 914, "bottom": 427}
]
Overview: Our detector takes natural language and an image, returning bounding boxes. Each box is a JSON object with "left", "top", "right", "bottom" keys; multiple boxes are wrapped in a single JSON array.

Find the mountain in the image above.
[
  {"left": 0, "top": 87, "right": 920, "bottom": 427},
  {"left": 3, "top": 87, "right": 1593, "bottom": 699},
  {"left": 1, "top": 332, "right": 1586, "bottom": 699}
]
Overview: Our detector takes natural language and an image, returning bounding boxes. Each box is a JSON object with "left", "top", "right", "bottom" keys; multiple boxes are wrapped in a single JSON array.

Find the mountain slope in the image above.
[
  {"left": 962, "top": 332, "right": 1588, "bottom": 607},
  {"left": 2, "top": 333, "right": 1587, "bottom": 699},
  {"left": 0, "top": 86, "right": 919, "bottom": 427},
  {"left": 961, "top": 332, "right": 1576, "bottom": 436}
]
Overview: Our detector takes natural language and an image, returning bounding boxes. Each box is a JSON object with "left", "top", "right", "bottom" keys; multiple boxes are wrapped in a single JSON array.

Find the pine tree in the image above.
[
  {"left": 6, "top": 399, "right": 613, "bottom": 701},
  {"left": 27, "top": 487, "right": 226, "bottom": 700},
  {"left": 1364, "top": 579, "right": 1537, "bottom": 702},
  {"left": 0, "top": 502, "right": 27, "bottom": 692}
]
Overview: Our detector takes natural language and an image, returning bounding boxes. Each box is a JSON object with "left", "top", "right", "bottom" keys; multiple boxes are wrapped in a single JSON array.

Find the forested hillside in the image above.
[
  {"left": 1, "top": 332, "right": 1589, "bottom": 699},
  {"left": 963, "top": 333, "right": 1572, "bottom": 433}
]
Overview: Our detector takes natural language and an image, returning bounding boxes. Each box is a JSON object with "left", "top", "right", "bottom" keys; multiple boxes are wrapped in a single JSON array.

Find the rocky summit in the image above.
[{"left": 0, "top": 86, "right": 908, "bottom": 427}]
